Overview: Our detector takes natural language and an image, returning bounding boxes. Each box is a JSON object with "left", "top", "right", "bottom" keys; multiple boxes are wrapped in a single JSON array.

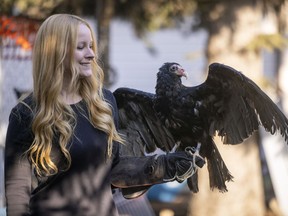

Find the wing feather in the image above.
[
  {"left": 113, "top": 87, "right": 175, "bottom": 156},
  {"left": 204, "top": 63, "right": 288, "bottom": 144}
]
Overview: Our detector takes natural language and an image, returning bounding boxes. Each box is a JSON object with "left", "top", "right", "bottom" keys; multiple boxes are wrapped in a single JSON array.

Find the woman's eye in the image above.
[{"left": 77, "top": 46, "right": 84, "bottom": 50}]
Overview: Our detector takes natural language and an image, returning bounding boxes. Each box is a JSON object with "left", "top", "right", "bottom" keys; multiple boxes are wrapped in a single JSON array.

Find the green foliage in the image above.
[
  {"left": 1, "top": 0, "right": 65, "bottom": 18},
  {"left": 1, "top": 0, "right": 64, "bottom": 19},
  {"left": 245, "top": 34, "right": 288, "bottom": 52},
  {"left": 114, "top": 0, "right": 197, "bottom": 37},
  {"left": 2, "top": 0, "right": 287, "bottom": 52},
  {"left": 1, "top": 0, "right": 16, "bottom": 15},
  {"left": 25, "top": 0, "right": 65, "bottom": 18}
]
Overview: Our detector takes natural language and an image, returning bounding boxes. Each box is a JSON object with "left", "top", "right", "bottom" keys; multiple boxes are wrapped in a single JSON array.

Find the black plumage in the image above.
[{"left": 113, "top": 62, "right": 288, "bottom": 192}]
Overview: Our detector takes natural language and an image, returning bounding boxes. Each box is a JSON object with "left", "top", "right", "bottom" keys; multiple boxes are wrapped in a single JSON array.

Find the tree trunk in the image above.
[
  {"left": 263, "top": 3, "right": 288, "bottom": 215},
  {"left": 276, "top": 44, "right": 288, "bottom": 216},
  {"left": 188, "top": 1, "right": 266, "bottom": 216},
  {"left": 96, "top": 0, "right": 114, "bottom": 87}
]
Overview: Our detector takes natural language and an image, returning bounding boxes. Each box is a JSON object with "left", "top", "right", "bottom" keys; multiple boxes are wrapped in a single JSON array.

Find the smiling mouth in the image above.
[{"left": 80, "top": 63, "right": 91, "bottom": 66}]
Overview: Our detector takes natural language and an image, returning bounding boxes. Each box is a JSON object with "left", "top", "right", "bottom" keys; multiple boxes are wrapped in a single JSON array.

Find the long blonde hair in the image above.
[{"left": 29, "top": 14, "right": 123, "bottom": 177}]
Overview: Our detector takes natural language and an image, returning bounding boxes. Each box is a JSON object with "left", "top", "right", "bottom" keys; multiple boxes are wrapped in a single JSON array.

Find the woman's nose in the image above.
[{"left": 86, "top": 48, "right": 95, "bottom": 59}]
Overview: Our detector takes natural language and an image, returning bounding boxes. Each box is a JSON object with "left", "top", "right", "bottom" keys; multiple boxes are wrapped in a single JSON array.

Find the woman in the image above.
[{"left": 5, "top": 14, "right": 202, "bottom": 216}]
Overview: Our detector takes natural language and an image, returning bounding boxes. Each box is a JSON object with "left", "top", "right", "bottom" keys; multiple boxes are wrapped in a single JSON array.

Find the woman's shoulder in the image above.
[
  {"left": 102, "top": 88, "right": 119, "bottom": 118},
  {"left": 102, "top": 88, "right": 116, "bottom": 104},
  {"left": 103, "top": 88, "right": 113, "bottom": 98}
]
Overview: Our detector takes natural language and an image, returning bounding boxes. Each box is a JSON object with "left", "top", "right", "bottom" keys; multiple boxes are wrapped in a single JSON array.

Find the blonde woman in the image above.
[{"left": 5, "top": 14, "right": 203, "bottom": 216}]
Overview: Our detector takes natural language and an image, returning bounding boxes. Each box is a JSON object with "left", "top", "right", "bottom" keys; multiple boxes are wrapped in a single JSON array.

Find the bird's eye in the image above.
[{"left": 170, "top": 65, "right": 178, "bottom": 72}]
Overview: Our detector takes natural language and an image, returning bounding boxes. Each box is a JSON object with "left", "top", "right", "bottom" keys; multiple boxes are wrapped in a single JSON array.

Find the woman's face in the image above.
[{"left": 74, "top": 23, "right": 95, "bottom": 77}]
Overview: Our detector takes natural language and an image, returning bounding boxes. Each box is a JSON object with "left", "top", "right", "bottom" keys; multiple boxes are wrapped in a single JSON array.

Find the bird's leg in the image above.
[
  {"left": 144, "top": 148, "right": 166, "bottom": 159},
  {"left": 185, "top": 143, "right": 205, "bottom": 170},
  {"left": 170, "top": 141, "right": 180, "bottom": 153},
  {"left": 153, "top": 142, "right": 180, "bottom": 159},
  {"left": 144, "top": 142, "right": 181, "bottom": 160}
]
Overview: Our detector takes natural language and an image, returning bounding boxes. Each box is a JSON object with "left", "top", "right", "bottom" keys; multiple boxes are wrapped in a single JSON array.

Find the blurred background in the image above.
[{"left": 1, "top": 0, "right": 288, "bottom": 216}]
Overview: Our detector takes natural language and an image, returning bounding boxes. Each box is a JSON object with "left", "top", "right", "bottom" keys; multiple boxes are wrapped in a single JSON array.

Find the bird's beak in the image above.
[{"left": 176, "top": 67, "right": 188, "bottom": 79}]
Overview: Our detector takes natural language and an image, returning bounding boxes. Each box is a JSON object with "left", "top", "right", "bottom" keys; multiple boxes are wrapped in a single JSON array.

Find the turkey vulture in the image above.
[{"left": 113, "top": 62, "right": 288, "bottom": 193}]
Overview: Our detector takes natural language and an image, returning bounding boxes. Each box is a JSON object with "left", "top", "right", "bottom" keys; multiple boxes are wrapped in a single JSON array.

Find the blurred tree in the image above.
[
  {"left": 188, "top": 1, "right": 266, "bottom": 215},
  {"left": 0, "top": 0, "right": 64, "bottom": 18},
  {"left": 96, "top": 0, "right": 114, "bottom": 87},
  {"left": 114, "top": 0, "right": 197, "bottom": 36}
]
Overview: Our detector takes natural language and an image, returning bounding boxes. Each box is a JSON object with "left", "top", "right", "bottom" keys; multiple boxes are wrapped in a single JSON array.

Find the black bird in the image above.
[{"left": 113, "top": 62, "right": 288, "bottom": 193}]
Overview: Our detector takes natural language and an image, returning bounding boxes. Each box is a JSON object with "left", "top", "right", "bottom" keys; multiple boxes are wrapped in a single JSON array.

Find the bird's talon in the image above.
[{"left": 185, "top": 143, "right": 204, "bottom": 170}]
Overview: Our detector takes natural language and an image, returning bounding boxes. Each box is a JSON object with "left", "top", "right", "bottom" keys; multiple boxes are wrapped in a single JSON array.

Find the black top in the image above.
[{"left": 5, "top": 89, "right": 120, "bottom": 216}]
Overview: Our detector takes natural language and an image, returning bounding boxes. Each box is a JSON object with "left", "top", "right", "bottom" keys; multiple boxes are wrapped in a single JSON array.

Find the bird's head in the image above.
[{"left": 158, "top": 62, "right": 188, "bottom": 79}]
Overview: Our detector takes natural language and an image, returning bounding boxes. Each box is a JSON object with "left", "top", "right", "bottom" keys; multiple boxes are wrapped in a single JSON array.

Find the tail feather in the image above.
[
  {"left": 207, "top": 140, "right": 233, "bottom": 192},
  {"left": 187, "top": 172, "right": 199, "bottom": 193},
  {"left": 184, "top": 137, "right": 233, "bottom": 193}
]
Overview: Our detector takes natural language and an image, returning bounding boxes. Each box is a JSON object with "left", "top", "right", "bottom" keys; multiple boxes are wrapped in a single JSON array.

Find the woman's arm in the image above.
[
  {"left": 5, "top": 106, "right": 33, "bottom": 216},
  {"left": 105, "top": 89, "right": 205, "bottom": 198}
]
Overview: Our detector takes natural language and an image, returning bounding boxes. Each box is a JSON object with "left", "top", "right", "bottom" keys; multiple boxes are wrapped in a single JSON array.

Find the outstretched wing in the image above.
[
  {"left": 113, "top": 88, "right": 176, "bottom": 156},
  {"left": 198, "top": 62, "right": 288, "bottom": 144}
]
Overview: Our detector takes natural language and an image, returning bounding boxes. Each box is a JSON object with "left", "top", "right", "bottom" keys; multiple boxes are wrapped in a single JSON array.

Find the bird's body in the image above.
[
  {"left": 114, "top": 62, "right": 288, "bottom": 192},
  {"left": 153, "top": 63, "right": 233, "bottom": 192}
]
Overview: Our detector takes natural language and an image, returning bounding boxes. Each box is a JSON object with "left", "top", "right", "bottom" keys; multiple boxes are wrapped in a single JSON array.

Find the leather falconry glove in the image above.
[{"left": 111, "top": 149, "right": 205, "bottom": 199}]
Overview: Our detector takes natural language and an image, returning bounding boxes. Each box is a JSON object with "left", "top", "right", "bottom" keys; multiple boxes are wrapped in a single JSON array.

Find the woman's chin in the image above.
[{"left": 79, "top": 70, "right": 93, "bottom": 77}]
